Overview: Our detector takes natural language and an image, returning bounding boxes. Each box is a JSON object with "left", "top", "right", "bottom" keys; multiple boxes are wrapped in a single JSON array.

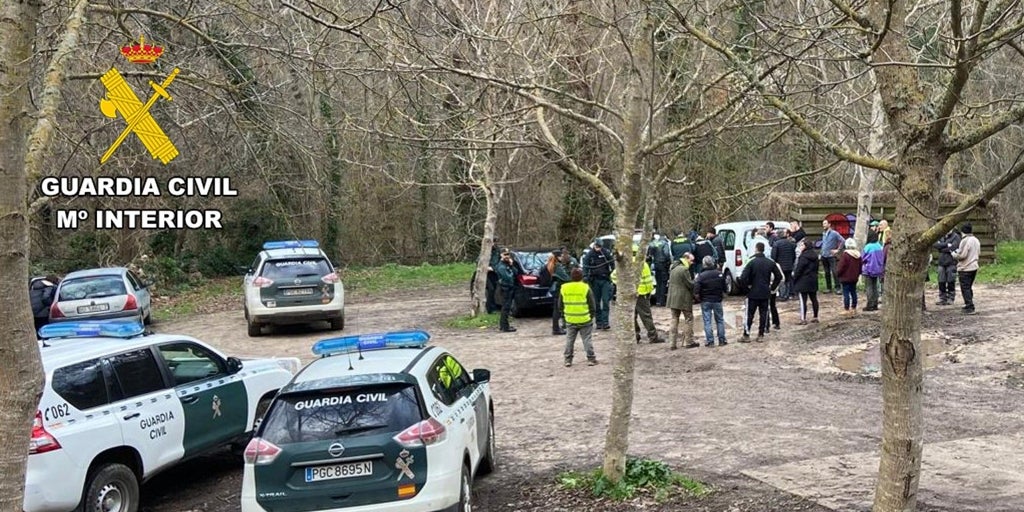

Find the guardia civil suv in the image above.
[
  {"left": 244, "top": 240, "right": 345, "bottom": 337},
  {"left": 25, "top": 320, "right": 299, "bottom": 512},
  {"left": 241, "top": 330, "right": 495, "bottom": 512}
]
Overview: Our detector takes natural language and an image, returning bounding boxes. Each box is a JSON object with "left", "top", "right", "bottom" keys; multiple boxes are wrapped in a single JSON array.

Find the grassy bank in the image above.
[{"left": 978, "top": 241, "right": 1024, "bottom": 284}]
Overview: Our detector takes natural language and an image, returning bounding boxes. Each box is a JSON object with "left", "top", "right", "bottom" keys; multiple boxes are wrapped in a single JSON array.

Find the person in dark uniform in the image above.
[
  {"left": 708, "top": 227, "right": 726, "bottom": 269},
  {"left": 934, "top": 228, "right": 961, "bottom": 305},
  {"left": 495, "top": 248, "right": 520, "bottom": 332},
  {"left": 771, "top": 229, "right": 797, "bottom": 300},
  {"left": 648, "top": 234, "right": 671, "bottom": 307},
  {"left": 485, "top": 239, "right": 501, "bottom": 313},
  {"left": 582, "top": 241, "right": 615, "bottom": 329}
]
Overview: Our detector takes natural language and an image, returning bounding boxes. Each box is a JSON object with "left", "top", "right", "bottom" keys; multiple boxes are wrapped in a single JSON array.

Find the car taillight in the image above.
[
  {"left": 252, "top": 277, "right": 274, "bottom": 288},
  {"left": 518, "top": 274, "right": 538, "bottom": 285},
  {"left": 321, "top": 272, "right": 339, "bottom": 284},
  {"left": 123, "top": 294, "right": 138, "bottom": 311},
  {"left": 393, "top": 418, "right": 447, "bottom": 448},
  {"left": 49, "top": 301, "right": 64, "bottom": 319},
  {"left": 29, "top": 412, "right": 61, "bottom": 454},
  {"left": 734, "top": 249, "right": 742, "bottom": 267},
  {"left": 243, "top": 437, "right": 281, "bottom": 465}
]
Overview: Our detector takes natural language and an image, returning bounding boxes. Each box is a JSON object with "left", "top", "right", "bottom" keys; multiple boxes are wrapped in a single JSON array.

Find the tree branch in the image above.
[
  {"left": 24, "top": 0, "right": 88, "bottom": 185},
  {"left": 534, "top": 105, "right": 617, "bottom": 207},
  {"left": 669, "top": 2, "right": 897, "bottom": 174},
  {"left": 945, "top": 102, "right": 1024, "bottom": 153},
  {"left": 827, "top": 0, "right": 876, "bottom": 30},
  {"left": 916, "top": 150, "right": 1024, "bottom": 249},
  {"left": 927, "top": 0, "right": 978, "bottom": 142}
]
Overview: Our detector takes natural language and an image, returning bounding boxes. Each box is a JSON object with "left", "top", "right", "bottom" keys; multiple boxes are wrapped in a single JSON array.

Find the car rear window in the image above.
[
  {"left": 58, "top": 276, "right": 126, "bottom": 301},
  {"left": 52, "top": 359, "right": 109, "bottom": 410},
  {"left": 260, "top": 384, "right": 422, "bottom": 445},
  {"left": 513, "top": 252, "right": 547, "bottom": 271},
  {"left": 260, "top": 258, "right": 332, "bottom": 280}
]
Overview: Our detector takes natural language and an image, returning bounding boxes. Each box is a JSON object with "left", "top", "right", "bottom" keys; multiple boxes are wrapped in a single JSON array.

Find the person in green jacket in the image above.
[
  {"left": 549, "top": 250, "right": 572, "bottom": 335},
  {"left": 667, "top": 253, "right": 699, "bottom": 350},
  {"left": 495, "top": 249, "right": 519, "bottom": 332},
  {"left": 559, "top": 268, "right": 598, "bottom": 367}
]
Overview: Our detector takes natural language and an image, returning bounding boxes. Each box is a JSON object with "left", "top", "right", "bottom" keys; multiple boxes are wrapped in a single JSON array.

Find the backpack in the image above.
[{"left": 862, "top": 250, "right": 885, "bottom": 277}]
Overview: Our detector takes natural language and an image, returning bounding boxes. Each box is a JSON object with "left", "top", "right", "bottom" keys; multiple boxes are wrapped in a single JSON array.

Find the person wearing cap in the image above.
[
  {"left": 954, "top": 223, "right": 981, "bottom": 314},
  {"left": 667, "top": 252, "right": 699, "bottom": 349},
  {"left": 934, "top": 228, "right": 962, "bottom": 305},
  {"left": 495, "top": 248, "right": 520, "bottom": 332}
]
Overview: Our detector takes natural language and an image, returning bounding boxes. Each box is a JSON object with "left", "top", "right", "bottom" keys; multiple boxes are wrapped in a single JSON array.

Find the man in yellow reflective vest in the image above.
[
  {"left": 612, "top": 248, "right": 666, "bottom": 344},
  {"left": 558, "top": 268, "right": 598, "bottom": 367}
]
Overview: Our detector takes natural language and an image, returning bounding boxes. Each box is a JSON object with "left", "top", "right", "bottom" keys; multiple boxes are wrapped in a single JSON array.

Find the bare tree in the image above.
[
  {"left": 0, "top": 0, "right": 89, "bottom": 507},
  {"left": 677, "top": 1, "right": 1024, "bottom": 510}
]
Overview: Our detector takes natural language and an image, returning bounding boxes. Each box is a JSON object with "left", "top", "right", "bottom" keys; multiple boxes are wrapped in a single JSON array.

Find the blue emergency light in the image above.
[
  {"left": 312, "top": 330, "right": 430, "bottom": 357},
  {"left": 38, "top": 320, "right": 146, "bottom": 340},
  {"left": 262, "top": 240, "right": 320, "bottom": 250}
]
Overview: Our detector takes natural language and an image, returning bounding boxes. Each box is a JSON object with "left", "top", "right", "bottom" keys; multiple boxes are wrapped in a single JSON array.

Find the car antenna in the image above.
[
  {"left": 357, "top": 343, "right": 365, "bottom": 361},
  {"left": 347, "top": 350, "right": 354, "bottom": 371}
]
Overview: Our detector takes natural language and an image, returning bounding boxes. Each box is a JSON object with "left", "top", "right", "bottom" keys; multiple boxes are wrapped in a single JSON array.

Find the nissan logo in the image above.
[
  {"left": 294, "top": 278, "right": 302, "bottom": 285},
  {"left": 328, "top": 443, "right": 345, "bottom": 458}
]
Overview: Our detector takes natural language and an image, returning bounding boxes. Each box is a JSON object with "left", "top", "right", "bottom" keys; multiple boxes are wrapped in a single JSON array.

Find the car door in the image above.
[
  {"left": 107, "top": 347, "right": 185, "bottom": 476},
  {"left": 155, "top": 341, "right": 248, "bottom": 457},
  {"left": 427, "top": 354, "right": 480, "bottom": 464}
]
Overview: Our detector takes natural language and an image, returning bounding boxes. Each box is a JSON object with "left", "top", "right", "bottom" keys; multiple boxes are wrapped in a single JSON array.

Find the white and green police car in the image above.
[
  {"left": 241, "top": 331, "right": 495, "bottom": 512},
  {"left": 26, "top": 321, "right": 299, "bottom": 512},
  {"left": 243, "top": 240, "right": 345, "bottom": 337}
]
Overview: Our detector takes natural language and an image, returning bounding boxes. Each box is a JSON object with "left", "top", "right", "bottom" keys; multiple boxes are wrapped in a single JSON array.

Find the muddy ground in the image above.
[{"left": 140, "top": 283, "right": 1024, "bottom": 512}]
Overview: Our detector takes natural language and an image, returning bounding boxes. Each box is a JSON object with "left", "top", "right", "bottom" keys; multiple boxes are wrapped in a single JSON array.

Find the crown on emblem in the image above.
[{"left": 120, "top": 35, "right": 163, "bottom": 64}]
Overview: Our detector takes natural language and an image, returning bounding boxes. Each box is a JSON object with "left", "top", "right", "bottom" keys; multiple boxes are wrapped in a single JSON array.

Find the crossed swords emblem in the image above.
[
  {"left": 395, "top": 450, "right": 415, "bottom": 481},
  {"left": 99, "top": 67, "right": 181, "bottom": 164},
  {"left": 211, "top": 395, "right": 222, "bottom": 418}
]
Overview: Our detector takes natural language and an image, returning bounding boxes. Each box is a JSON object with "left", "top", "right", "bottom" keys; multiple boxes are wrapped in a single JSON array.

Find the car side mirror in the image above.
[
  {"left": 226, "top": 356, "right": 243, "bottom": 374},
  {"left": 472, "top": 368, "right": 490, "bottom": 383},
  {"left": 238, "top": 265, "right": 252, "bottom": 275}
]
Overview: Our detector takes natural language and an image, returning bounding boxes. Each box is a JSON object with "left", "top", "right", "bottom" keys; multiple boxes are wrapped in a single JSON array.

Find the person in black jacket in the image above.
[
  {"left": 29, "top": 276, "right": 59, "bottom": 333},
  {"left": 708, "top": 227, "right": 727, "bottom": 269},
  {"left": 789, "top": 220, "right": 806, "bottom": 243},
  {"left": 693, "top": 256, "right": 728, "bottom": 347},
  {"left": 791, "top": 238, "right": 820, "bottom": 324},
  {"left": 739, "top": 242, "right": 782, "bottom": 341},
  {"left": 582, "top": 242, "right": 615, "bottom": 329},
  {"left": 770, "top": 229, "right": 797, "bottom": 300},
  {"left": 934, "top": 228, "right": 961, "bottom": 305}
]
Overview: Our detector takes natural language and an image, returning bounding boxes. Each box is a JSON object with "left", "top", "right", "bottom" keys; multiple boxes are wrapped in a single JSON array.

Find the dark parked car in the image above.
[{"left": 497, "top": 248, "right": 559, "bottom": 316}]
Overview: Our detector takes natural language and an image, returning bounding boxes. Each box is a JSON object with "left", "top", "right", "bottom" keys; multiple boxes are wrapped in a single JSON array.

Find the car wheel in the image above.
[
  {"left": 477, "top": 414, "right": 496, "bottom": 475},
  {"left": 247, "top": 319, "right": 262, "bottom": 337},
  {"left": 329, "top": 314, "right": 344, "bottom": 331},
  {"left": 457, "top": 463, "right": 472, "bottom": 512},
  {"left": 724, "top": 270, "right": 736, "bottom": 296},
  {"left": 81, "top": 463, "right": 138, "bottom": 512},
  {"left": 143, "top": 308, "right": 152, "bottom": 326}
]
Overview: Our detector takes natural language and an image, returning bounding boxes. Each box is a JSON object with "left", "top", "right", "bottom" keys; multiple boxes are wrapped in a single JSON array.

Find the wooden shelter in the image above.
[{"left": 759, "top": 191, "right": 998, "bottom": 263}]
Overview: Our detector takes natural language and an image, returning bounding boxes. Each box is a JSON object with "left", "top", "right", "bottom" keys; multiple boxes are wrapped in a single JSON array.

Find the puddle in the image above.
[{"left": 834, "top": 337, "right": 948, "bottom": 373}]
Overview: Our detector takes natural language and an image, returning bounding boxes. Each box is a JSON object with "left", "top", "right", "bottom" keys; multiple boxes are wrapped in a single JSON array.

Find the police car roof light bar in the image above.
[
  {"left": 38, "top": 320, "right": 146, "bottom": 340},
  {"left": 312, "top": 330, "right": 431, "bottom": 357},
  {"left": 262, "top": 240, "right": 320, "bottom": 250}
]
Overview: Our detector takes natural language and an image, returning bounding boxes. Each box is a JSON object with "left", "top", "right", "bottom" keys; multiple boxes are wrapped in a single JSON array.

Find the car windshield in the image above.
[
  {"left": 260, "top": 383, "right": 422, "bottom": 445},
  {"left": 58, "top": 276, "right": 126, "bottom": 301},
  {"left": 260, "top": 258, "right": 332, "bottom": 279}
]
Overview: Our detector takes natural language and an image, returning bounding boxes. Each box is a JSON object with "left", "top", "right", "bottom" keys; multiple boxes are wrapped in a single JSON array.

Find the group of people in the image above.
[{"left": 485, "top": 215, "right": 983, "bottom": 365}]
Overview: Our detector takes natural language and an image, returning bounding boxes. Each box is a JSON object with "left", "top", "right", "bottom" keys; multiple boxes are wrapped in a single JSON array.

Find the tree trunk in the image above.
[
  {"left": 471, "top": 183, "right": 499, "bottom": 317},
  {"left": 873, "top": 152, "right": 946, "bottom": 512},
  {"left": 0, "top": 0, "right": 45, "bottom": 508},
  {"left": 854, "top": 88, "right": 885, "bottom": 249}
]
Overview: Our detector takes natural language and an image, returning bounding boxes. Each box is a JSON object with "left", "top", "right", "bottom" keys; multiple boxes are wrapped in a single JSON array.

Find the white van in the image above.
[{"left": 714, "top": 220, "right": 790, "bottom": 295}]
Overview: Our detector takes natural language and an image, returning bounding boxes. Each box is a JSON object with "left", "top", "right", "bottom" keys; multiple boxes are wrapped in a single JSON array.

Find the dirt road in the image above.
[{"left": 142, "top": 283, "right": 1024, "bottom": 511}]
